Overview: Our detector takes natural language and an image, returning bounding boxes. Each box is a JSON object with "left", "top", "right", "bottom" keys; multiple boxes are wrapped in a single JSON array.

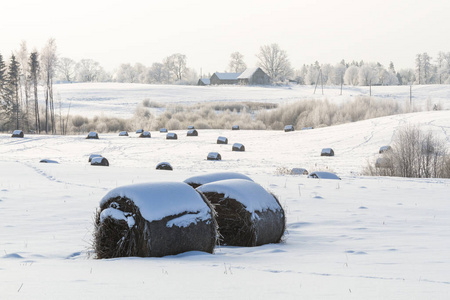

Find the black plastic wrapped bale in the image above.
[
  {"left": 91, "top": 157, "right": 109, "bottom": 166},
  {"left": 207, "top": 152, "right": 221, "bottom": 161},
  {"left": 86, "top": 131, "right": 99, "bottom": 139},
  {"left": 88, "top": 154, "right": 102, "bottom": 162},
  {"left": 136, "top": 129, "right": 144, "bottom": 134},
  {"left": 160, "top": 128, "right": 168, "bottom": 133},
  {"left": 94, "top": 182, "right": 218, "bottom": 258},
  {"left": 119, "top": 131, "right": 129, "bottom": 136},
  {"left": 379, "top": 145, "right": 392, "bottom": 154},
  {"left": 166, "top": 133, "right": 178, "bottom": 140},
  {"left": 217, "top": 136, "right": 228, "bottom": 144},
  {"left": 156, "top": 162, "right": 173, "bottom": 171},
  {"left": 197, "top": 179, "right": 285, "bottom": 247},
  {"left": 284, "top": 125, "right": 294, "bottom": 132},
  {"left": 11, "top": 130, "right": 24, "bottom": 138},
  {"left": 232, "top": 125, "right": 240, "bottom": 130},
  {"left": 184, "top": 172, "right": 253, "bottom": 189},
  {"left": 139, "top": 131, "right": 151, "bottom": 138},
  {"left": 187, "top": 129, "right": 198, "bottom": 136},
  {"left": 232, "top": 143, "right": 245, "bottom": 152},
  {"left": 320, "top": 148, "right": 334, "bottom": 156}
]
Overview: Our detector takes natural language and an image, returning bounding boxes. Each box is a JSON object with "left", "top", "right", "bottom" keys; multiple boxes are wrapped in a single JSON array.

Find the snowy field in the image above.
[
  {"left": 52, "top": 82, "right": 450, "bottom": 118},
  {"left": 1, "top": 83, "right": 450, "bottom": 299}
]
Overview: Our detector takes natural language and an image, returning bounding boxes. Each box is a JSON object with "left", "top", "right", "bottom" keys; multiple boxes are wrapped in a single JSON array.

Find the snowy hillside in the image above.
[{"left": 1, "top": 106, "right": 449, "bottom": 299}]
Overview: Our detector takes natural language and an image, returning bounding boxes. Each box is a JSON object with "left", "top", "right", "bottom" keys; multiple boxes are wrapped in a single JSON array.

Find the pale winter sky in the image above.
[{"left": 2, "top": 0, "right": 449, "bottom": 75}]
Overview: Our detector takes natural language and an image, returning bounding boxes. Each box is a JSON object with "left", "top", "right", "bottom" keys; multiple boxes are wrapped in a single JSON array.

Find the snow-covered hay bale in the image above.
[
  {"left": 379, "top": 145, "right": 392, "bottom": 154},
  {"left": 232, "top": 143, "right": 245, "bottom": 152},
  {"left": 94, "top": 182, "right": 218, "bottom": 258},
  {"left": 166, "top": 132, "right": 177, "bottom": 140},
  {"left": 321, "top": 148, "right": 334, "bottom": 156},
  {"left": 119, "top": 131, "right": 129, "bottom": 136},
  {"left": 86, "top": 131, "right": 99, "bottom": 139},
  {"left": 40, "top": 159, "right": 59, "bottom": 164},
  {"left": 91, "top": 157, "right": 109, "bottom": 166},
  {"left": 284, "top": 125, "right": 294, "bottom": 132},
  {"left": 187, "top": 129, "right": 198, "bottom": 136},
  {"left": 291, "top": 168, "right": 308, "bottom": 175},
  {"left": 207, "top": 152, "right": 221, "bottom": 161},
  {"left": 156, "top": 162, "right": 173, "bottom": 171},
  {"left": 160, "top": 128, "right": 168, "bottom": 133},
  {"left": 307, "top": 171, "right": 340, "bottom": 180},
  {"left": 197, "top": 179, "right": 285, "bottom": 247},
  {"left": 88, "top": 154, "right": 102, "bottom": 162},
  {"left": 139, "top": 131, "right": 151, "bottom": 138},
  {"left": 184, "top": 172, "right": 254, "bottom": 189},
  {"left": 217, "top": 136, "right": 228, "bottom": 144},
  {"left": 11, "top": 130, "right": 24, "bottom": 138},
  {"left": 232, "top": 125, "right": 240, "bottom": 130},
  {"left": 136, "top": 129, "right": 144, "bottom": 134}
]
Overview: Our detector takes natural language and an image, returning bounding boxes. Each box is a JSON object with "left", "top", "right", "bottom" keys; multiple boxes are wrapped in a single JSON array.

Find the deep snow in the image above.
[{"left": 0, "top": 83, "right": 449, "bottom": 299}]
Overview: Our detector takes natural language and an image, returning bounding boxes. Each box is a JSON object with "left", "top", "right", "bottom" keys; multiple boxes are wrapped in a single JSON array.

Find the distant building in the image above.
[
  {"left": 238, "top": 67, "right": 271, "bottom": 85},
  {"left": 198, "top": 78, "right": 210, "bottom": 86},
  {"left": 210, "top": 72, "right": 242, "bottom": 85}
]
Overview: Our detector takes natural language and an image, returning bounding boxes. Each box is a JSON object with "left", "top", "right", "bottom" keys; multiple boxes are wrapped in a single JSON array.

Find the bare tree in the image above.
[
  {"left": 229, "top": 52, "right": 247, "bottom": 73},
  {"left": 76, "top": 59, "right": 101, "bottom": 82},
  {"left": 16, "top": 41, "right": 30, "bottom": 130},
  {"left": 41, "top": 38, "right": 58, "bottom": 134},
  {"left": 256, "top": 43, "right": 292, "bottom": 82},
  {"left": 164, "top": 53, "right": 187, "bottom": 82},
  {"left": 29, "top": 51, "right": 40, "bottom": 133},
  {"left": 58, "top": 57, "right": 76, "bottom": 82}
]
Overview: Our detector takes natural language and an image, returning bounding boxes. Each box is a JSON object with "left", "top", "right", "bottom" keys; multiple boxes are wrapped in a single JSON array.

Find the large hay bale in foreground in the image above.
[
  {"left": 94, "top": 182, "right": 218, "bottom": 258},
  {"left": 184, "top": 172, "right": 254, "bottom": 189},
  {"left": 197, "top": 179, "right": 285, "bottom": 247}
]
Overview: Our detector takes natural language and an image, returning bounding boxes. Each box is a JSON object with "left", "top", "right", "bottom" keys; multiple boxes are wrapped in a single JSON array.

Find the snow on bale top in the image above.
[
  {"left": 197, "top": 179, "right": 279, "bottom": 213},
  {"left": 307, "top": 171, "right": 341, "bottom": 180},
  {"left": 100, "top": 182, "right": 210, "bottom": 223},
  {"left": 184, "top": 172, "right": 253, "bottom": 188}
]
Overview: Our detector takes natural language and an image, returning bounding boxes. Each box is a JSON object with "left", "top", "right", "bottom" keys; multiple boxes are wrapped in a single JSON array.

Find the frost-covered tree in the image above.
[
  {"left": 229, "top": 52, "right": 247, "bottom": 73},
  {"left": 330, "top": 62, "right": 346, "bottom": 85},
  {"left": 436, "top": 52, "right": 450, "bottom": 84},
  {"left": 58, "top": 57, "right": 76, "bottom": 82},
  {"left": 344, "top": 65, "right": 359, "bottom": 85},
  {"left": 29, "top": 51, "right": 40, "bottom": 132},
  {"left": 304, "top": 64, "right": 319, "bottom": 85},
  {"left": 76, "top": 59, "right": 102, "bottom": 82},
  {"left": 144, "top": 62, "right": 169, "bottom": 84},
  {"left": 164, "top": 53, "right": 187, "bottom": 82},
  {"left": 358, "top": 64, "right": 378, "bottom": 86},
  {"left": 256, "top": 43, "right": 292, "bottom": 82},
  {"left": 40, "top": 38, "right": 58, "bottom": 134}
]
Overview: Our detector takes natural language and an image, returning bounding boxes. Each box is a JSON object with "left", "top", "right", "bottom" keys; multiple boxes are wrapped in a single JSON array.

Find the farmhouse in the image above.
[
  {"left": 210, "top": 72, "right": 242, "bottom": 85},
  {"left": 197, "top": 78, "right": 210, "bottom": 86},
  {"left": 238, "top": 67, "right": 271, "bottom": 85}
]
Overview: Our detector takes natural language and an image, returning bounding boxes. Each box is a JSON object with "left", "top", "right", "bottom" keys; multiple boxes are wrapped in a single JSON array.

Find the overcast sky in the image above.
[{"left": 2, "top": 0, "right": 449, "bottom": 75}]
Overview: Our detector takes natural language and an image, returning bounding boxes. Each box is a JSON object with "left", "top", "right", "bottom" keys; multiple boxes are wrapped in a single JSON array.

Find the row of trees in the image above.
[{"left": 0, "top": 39, "right": 58, "bottom": 133}]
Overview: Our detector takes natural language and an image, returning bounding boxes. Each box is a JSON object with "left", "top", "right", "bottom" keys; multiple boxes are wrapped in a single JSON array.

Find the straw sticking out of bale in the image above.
[
  {"left": 197, "top": 179, "right": 285, "bottom": 247},
  {"left": 94, "top": 182, "right": 218, "bottom": 258}
]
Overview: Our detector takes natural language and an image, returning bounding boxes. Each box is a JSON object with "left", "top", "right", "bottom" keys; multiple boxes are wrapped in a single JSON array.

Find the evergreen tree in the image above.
[{"left": 4, "top": 55, "right": 21, "bottom": 129}]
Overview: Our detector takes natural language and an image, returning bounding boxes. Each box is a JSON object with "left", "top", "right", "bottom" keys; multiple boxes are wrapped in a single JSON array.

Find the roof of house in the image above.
[
  {"left": 213, "top": 72, "right": 242, "bottom": 80},
  {"left": 199, "top": 78, "right": 210, "bottom": 84},
  {"left": 237, "top": 67, "right": 260, "bottom": 79}
]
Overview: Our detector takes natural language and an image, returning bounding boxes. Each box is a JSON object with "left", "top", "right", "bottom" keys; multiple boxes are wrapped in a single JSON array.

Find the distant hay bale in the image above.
[
  {"left": 160, "top": 128, "right": 168, "bottom": 133},
  {"left": 308, "top": 171, "right": 340, "bottom": 180},
  {"left": 197, "top": 179, "right": 285, "bottom": 247},
  {"left": 86, "top": 131, "right": 99, "bottom": 139},
  {"left": 291, "top": 168, "right": 308, "bottom": 175},
  {"left": 379, "top": 145, "right": 392, "bottom": 154},
  {"left": 284, "top": 125, "right": 294, "bottom": 132},
  {"left": 321, "top": 148, "right": 334, "bottom": 156},
  {"left": 207, "top": 152, "right": 221, "bottom": 161},
  {"left": 217, "top": 136, "right": 228, "bottom": 144},
  {"left": 139, "top": 131, "right": 151, "bottom": 138},
  {"left": 301, "top": 127, "right": 314, "bottom": 130},
  {"left": 91, "top": 157, "right": 109, "bottom": 166},
  {"left": 166, "top": 132, "right": 178, "bottom": 140},
  {"left": 187, "top": 129, "right": 198, "bottom": 136},
  {"left": 119, "top": 131, "right": 129, "bottom": 136},
  {"left": 40, "top": 159, "right": 59, "bottom": 164},
  {"left": 11, "top": 130, "right": 24, "bottom": 138},
  {"left": 232, "top": 143, "right": 245, "bottom": 152},
  {"left": 184, "top": 172, "right": 254, "bottom": 189},
  {"left": 156, "top": 162, "right": 173, "bottom": 171},
  {"left": 94, "top": 182, "right": 218, "bottom": 258},
  {"left": 136, "top": 129, "right": 144, "bottom": 134},
  {"left": 188, "top": 125, "right": 195, "bottom": 130},
  {"left": 232, "top": 125, "right": 240, "bottom": 130},
  {"left": 88, "top": 154, "right": 102, "bottom": 162}
]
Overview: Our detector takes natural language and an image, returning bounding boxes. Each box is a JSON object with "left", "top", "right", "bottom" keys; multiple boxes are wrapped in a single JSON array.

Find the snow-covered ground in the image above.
[{"left": 1, "top": 83, "right": 450, "bottom": 299}]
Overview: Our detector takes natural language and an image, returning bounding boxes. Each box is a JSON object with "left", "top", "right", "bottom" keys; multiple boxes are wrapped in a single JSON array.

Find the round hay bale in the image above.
[
  {"left": 156, "top": 162, "right": 173, "bottom": 171},
  {"left": 217, "top": 136, "right": 228, "bottom": 144},
  {"left": 94, "top": 182, "right": 218, "bottom": 258},
  {"left": 160, "top": 128, "right": 168, "bottom": 133},
  {"left": 139, "top": 131, "right": 151, "bottom": 138},
  {"left": 119, "top": 131, "right": 129, "bottom": 136},
  {"left": 207, "top": 152, "right": 221, "bottom": 161},
  {"left": 86, "top": 131, "right": 99, "bottom": 139},
  {"left": 88, "top": 154, "right": 102, "bottom": 162},
  {"left": 284, "top": 125, "right": 294, "bottom": 132},
  {"left": 184, "top": 172, "right": 254, "bottom": 189},
  {"left": 91, "top": 157, "right": 109, "bottom": 166},
  {"left": 136, "top": 129, "right": 144, "bottom": 134},
  {"left": 321, "top": 148, "right": 334, "bottom": 156},
  {"left": 232, "top": 143, "right": 245, "bottom": 152},
  {"left": 197, "top": 179, "right": 285, "bottom": 247},
  {"left": 187, "top": 125, "right": 195, "bottom": 130},
  {"left": 12, "top": 130, "right": 24, "bottom": 138},
  {"left": 40, "top": 159, "right": 59, "bottom": 164},
  {"left": 166, "top": 132, "right": 178, "bottom": 140},
  {"left": 232, "top": 125, "right": 240, "bottom": 130},
  {"left": 187, "top": 129, "right": 198, "bottom": 136},
  {"left": 379, "top": 145, "right": 392, "bottom": 154},
  {"left": 307, "top": 171, "right": 340, "bottom": 180}
]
